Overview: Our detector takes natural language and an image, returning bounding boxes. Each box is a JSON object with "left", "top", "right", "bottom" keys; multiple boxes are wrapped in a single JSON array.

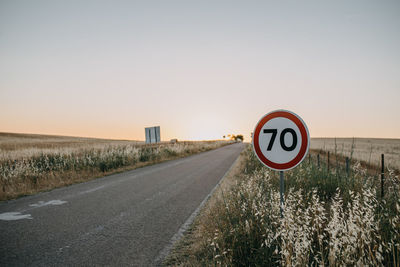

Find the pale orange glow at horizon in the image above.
[{"left": 1, "top": 1, "right": 399, "bottom": 142}]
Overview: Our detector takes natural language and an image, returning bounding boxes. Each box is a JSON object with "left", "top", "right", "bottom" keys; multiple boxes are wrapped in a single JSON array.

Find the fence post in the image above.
[
  {"left": 317, "top": 154, "right": 320, "bottom": 169},
  {"left": 345, "top": 157, "right": 349, "bottom": 176},
  {"left": 381, "top": 154, "right": 385, "bottom": 198},
  {"left": 327, "top": 151, "right": 330, "bottom": 172}
]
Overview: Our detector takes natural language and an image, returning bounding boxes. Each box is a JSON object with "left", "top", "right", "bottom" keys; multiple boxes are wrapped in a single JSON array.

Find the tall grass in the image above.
[
  {"left": 167, "top": 145, "right": 400, "bottom": 266},
  {"left": 0, "top": 141, "right": 232, "bottom": 200}
]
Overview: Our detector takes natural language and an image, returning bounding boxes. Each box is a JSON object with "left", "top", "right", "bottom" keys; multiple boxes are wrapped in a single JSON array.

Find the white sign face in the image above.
[{"left": 252, "top": 110, "right": 310, "bottom": 171}]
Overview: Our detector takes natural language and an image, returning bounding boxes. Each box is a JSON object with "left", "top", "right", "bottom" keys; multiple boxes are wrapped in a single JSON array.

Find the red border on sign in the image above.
[{"left": 252, "top": 110, "right": 309, "bottom": 171}]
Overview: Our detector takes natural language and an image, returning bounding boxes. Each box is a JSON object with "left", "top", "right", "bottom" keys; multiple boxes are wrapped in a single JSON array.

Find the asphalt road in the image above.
[{"left": 0, "top": 143, "right": 244, "bottom": 266}]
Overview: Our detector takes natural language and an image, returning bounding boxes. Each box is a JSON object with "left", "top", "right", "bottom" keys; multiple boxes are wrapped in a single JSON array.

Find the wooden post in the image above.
[
  {"left": 317, "top": 154, "right": 320, "bottom": 168},
  {"left": 327, "top": 151, "right": 330, "bottom": 172},
  {"left": 381, "top": 154, "right": 384, "bottom": 198}
]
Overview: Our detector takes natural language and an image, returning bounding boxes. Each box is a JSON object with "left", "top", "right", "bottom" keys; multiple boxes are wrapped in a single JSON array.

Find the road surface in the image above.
[{"left": 0, "top": 143, "right": 244, "bottom": 266}]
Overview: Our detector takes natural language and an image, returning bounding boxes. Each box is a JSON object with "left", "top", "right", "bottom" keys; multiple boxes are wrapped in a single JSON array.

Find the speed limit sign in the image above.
[{"left": 252, "top": 110, "right": 310, "bottom": 171}]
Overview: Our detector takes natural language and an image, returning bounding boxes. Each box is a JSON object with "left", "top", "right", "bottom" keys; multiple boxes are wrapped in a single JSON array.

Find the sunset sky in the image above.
[{"left": 1, "top": 0, "right": 399, "bottom": 141}]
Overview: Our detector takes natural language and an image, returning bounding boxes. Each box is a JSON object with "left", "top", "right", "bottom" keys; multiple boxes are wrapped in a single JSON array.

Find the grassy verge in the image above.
[
  {"left": 0, "top": 140, "right": 233, "bottom": 201},
  {"left": 165, "top": 144, "right": 400, "bottom": 266}
]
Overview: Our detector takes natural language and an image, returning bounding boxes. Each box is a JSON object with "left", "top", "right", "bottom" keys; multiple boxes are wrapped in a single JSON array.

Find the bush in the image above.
[
  {"left": 139, "top": 148, "right": 152, "bottom": 162},
  {"left": 163, "top": 148, "right": 178, "bottom": 157}
]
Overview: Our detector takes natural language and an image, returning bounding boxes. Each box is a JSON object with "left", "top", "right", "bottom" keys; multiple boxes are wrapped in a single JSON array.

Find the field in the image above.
[
  {"left": 166, "top": 141, "right": 400, "bottom": 266},
  {"left": 311, "top": 138, "right": 400, "bottom": 170},
  {"left": 0, "top": 132, "right": 143, "bottom": 160},
  {"left": 0, "top": 132, "right": 232, "bottom": 201}
]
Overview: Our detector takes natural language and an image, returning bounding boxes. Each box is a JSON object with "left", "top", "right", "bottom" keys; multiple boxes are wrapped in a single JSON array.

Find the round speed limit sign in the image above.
[{"left": 252, "top": 110, "right": 310, "bottom": 171}]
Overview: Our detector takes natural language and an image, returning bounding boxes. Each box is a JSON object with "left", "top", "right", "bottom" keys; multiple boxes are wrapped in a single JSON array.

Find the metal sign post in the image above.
[
  {"left": 252, "top": 110, "right": 310, "bottom": 218},
  {"left": 279, "top": 171, "right": 284, "bottom": 217}
]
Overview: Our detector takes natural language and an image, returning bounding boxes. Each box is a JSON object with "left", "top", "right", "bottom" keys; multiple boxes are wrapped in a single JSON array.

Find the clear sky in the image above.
[{"left": 1, "top": 0, "right": 399, "bottom": 141}]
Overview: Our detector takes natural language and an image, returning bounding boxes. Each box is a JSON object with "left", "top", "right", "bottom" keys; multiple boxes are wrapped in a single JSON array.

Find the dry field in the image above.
[
  {"left": 311, "top": 138, "right": 400, "bottom": 170},
  {"left": 0, "top": 132, "right": 143, "bottom": 160},
  {"left": 0, "top": 132, "right": 232, "bottom": 200}
]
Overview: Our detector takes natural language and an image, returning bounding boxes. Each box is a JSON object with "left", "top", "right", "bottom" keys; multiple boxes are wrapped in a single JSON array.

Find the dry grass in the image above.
[
  {"left": 0, "top": 132, "right": 233, "bottom": 201},
  {"left": 311, "top": 138, "right": 400, "bottom": 170},
  {"left": 0, "top": 132, "right": 142, "bottom": 160}
]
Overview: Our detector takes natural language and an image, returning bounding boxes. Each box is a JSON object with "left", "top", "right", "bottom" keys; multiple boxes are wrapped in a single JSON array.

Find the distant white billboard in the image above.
[{"left": 145, "top": 126, "right": 161, "bottom": 144}]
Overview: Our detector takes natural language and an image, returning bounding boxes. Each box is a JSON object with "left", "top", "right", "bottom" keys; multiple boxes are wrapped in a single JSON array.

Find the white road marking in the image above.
[
  {"left": 78, "top": 186, "right": 105, "bottom": 195},
  {"left": 29, "top": 200, "right": 67, "bottom": 207},
  {"left": 0, "top": 212, "right": 33, "bottom": 221},
  {"left": 0, "top": 200, "right": 67, "bottom": 220}
]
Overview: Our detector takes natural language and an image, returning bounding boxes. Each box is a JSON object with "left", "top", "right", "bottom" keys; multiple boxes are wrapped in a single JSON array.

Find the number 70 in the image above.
[{"left": 263, "top": 128, "right": 298, "bottom": 151}]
